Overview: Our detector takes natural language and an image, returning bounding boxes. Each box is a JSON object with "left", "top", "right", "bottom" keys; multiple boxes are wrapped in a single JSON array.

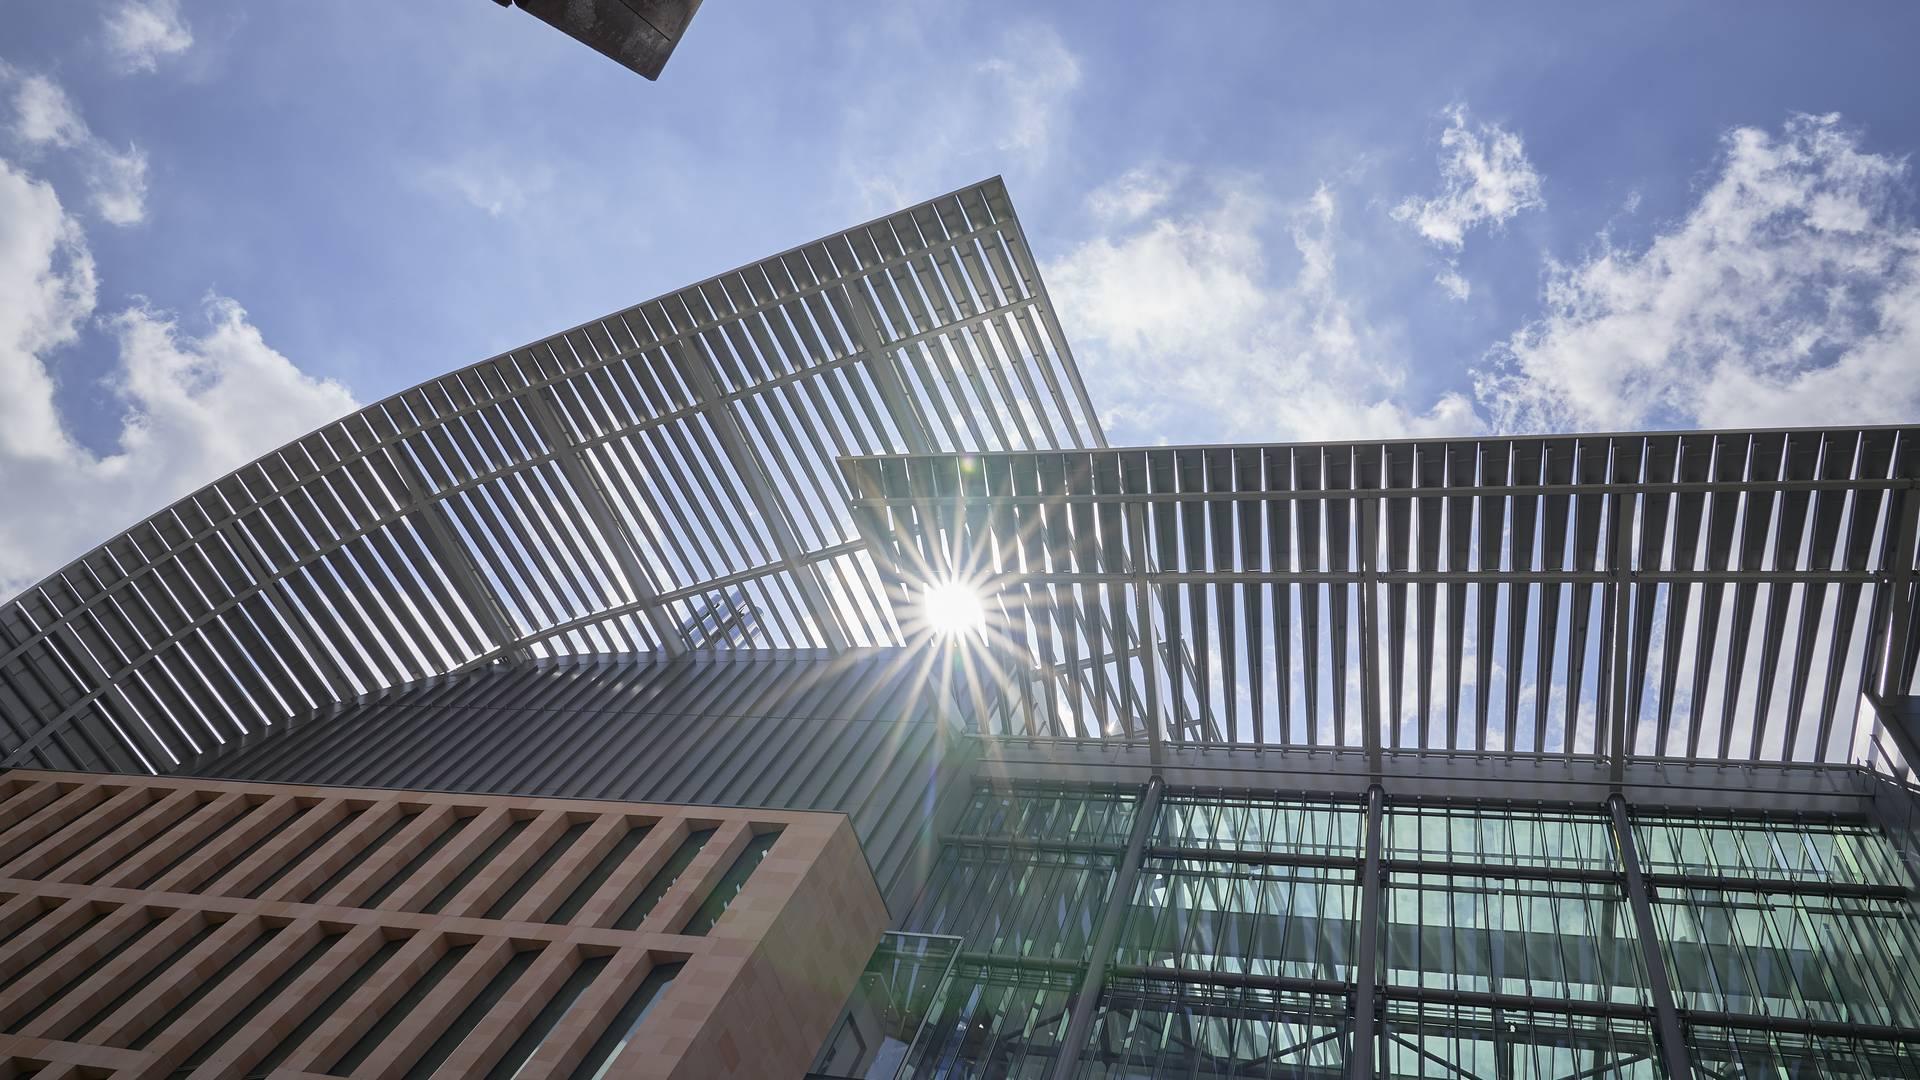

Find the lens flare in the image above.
[{"left": 922, "top": 579, "right": 987, "bottom": 639}]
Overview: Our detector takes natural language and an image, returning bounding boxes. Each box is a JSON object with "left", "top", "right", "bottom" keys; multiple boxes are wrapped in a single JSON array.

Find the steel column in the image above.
[
  {"left": 1347, "top": 784, "right": 1384, "bottom": 1080},
  {"left": 1610, "top": 794, "right": 1692, "bottom": 1078},
  {"left": 1048, "top": 776, "right": 1162, "bottom": 1080}
]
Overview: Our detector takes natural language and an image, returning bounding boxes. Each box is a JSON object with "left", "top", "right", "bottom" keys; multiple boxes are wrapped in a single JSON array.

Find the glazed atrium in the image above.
[{"left": 1, "top": 179, "right": 1918, "bottom": 1079}]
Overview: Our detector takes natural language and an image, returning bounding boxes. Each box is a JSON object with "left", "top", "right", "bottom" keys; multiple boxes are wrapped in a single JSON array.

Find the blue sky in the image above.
[{"left": 3, "top": 1, "right": 1920, "bottom": 592}]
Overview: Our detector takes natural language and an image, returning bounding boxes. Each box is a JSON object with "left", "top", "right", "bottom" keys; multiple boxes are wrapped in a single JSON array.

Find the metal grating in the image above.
[
  {"left": 0, "top": 177, "right": 1103, "bottom": 774},
  {"left": 845, "top": 429, "right": 1920, "bottom": 770}
]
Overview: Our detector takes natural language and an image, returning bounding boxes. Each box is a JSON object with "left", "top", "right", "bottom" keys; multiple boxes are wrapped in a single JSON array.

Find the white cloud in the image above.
[
  {"left": 109, "top": 298, "right": 357, "bottom": 477},
  {"left": 12, "top": 73, "right": 86, "bottom": 147},
  {"left": 417, "top": 157, "right": 554, "bottom": 218},
  {"left": 1393, "top": 104, "right": 1545, "bottom": 249},
  {"left": 90, "top": 143, "right": 149, "bottom": 226},
  {"left": 0, "top": 158, "right": 97, "bottom": 463},
  {"left": 1434, "top": 266, "right": 1472, "bottom": 302},
  {"left": 0, "top": 156, "right": 356, "bottom": 596},
  {"left": 7, "top": 72, "right": 149, "bottom": 225},
  {"left": 1478, "top": 113, "right": 1920, "bottom": 433},
  {"left": 978, "top": 26, "right": 1081, "bottom": 156},
  {"left": 1048, "top": 171, "right": 1478, "bottom": 443},
  {"left": 1394, "top": 104, "right": 1544, "bottom": 301},
  {"left": 840, "top": 20, "right": 1081, "bottom": 211},
  {"left": 104, "top": 0, "right": 194, "bottom": 74},
  {"left": 1087, "top": 164, "right": 1183, "bottom": 225}
]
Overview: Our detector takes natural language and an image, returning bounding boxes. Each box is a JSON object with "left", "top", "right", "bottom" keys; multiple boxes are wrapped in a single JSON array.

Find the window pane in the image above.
[
  {"left": 682, "top": 829, "right": 781, "bottom": 936},
  {"left": 1633, "top": 815, "right": 1905, "bottom": 887},
  {"left": 1654, "top": 888, "right": 1920, "bottom": 1026}
]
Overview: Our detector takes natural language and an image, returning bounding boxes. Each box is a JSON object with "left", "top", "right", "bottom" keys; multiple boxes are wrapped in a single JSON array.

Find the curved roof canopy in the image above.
[{"left": 0, "top": 178, "right": 1102, "bottom": 773}]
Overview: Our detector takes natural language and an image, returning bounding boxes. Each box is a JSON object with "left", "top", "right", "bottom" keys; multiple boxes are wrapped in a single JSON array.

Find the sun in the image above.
[{"left": 921, "top": 578, "right": 987, "bottom": 640}]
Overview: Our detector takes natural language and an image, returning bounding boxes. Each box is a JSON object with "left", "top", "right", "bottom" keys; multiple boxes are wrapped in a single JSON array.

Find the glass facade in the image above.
[{"left": 816, "top": 785, "right": 1920, "bottom": 1078}]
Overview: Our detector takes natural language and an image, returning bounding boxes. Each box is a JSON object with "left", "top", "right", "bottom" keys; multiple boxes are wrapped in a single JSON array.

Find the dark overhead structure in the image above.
[
  {"left": 494, "top": 0, "right": 705, "bottom": 80},
  {"left": 4, "top": 179, "right": 1920, "bottom": 1078}
]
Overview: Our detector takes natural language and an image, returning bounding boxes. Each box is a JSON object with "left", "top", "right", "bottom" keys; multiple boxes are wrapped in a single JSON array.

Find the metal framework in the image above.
[
  {"left": 0, "top": 178, "right": 1102, "bottom": 775},
  {"left": 883, "top": 780, "right": 1920, "bottom": 1078},
  {"left": 846, "top": 431, "right": 1920, "bottom": 772}
]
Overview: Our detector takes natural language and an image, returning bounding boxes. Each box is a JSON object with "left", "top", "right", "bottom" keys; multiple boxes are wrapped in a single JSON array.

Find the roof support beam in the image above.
[
  {"left": 671, "top": 340, "right": 850, "bottom": 651},
  {"left": 385, "top": 452, "right": 527, "bottom": 665},
  {"left": 840, "top": 285, "right": 934, "bottom": 456},
  {"left": 1869, "top": 490, "right": 1920, "bottom": 772},
  {"left": 1880, "top": 488, "right": 1917, "bottom": 705},
  {"left": 516, "top": 389, "right": 686, "bottom": 657},
  {"left": 1358, "top": 499, "right": 1383, "bottom": 775},
  {"left": 1129, "top": 500, "right": 1164, "bottom": 766},
  {"left": 1610, "top": 793, "right": 1693, "bottom": 1080},
  {"left": 1607, "top": 484, "right": 1636, "bottom": 784},
  {"left": 1048, "top": 775, "right": 1161, "bottom": 1080},
  {"left": 1348, "top": 785, "right": 1385, "bottom": 1080}
]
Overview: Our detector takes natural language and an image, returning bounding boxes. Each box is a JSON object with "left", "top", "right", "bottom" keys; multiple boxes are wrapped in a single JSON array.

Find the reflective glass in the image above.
[
  {"left": 952, "top": 787, "right": 1137, "bottom": 846},
  {"left": 1687, "top": 1024, "right": 1920, "bottom": 1078},
  {"left": 1384, "top": 873, "right": 1647, "bottom": 1005},
  {"left": 812, "top": 934, "right": 963, "bottom": 1080},
  {"left": 1378, "top": 1002, "right": 1658, "bottom": 1079},
  {"left": 1654, "top": 888, "right": 1920, "bottom": 1026},
  {"left": 814, "top": 784, "right": 1920, "bottom": 1079},
  {"left": 911, "top": 844, "right": 1116, "bottom": 962},
  {"left": 1633, "top": 815, "right": 1905, "bottom": 887},
  {"left": 1155, "top": 794, "right": 1362, "bottom": 858},
  {"left": 1118, "top": 857, "right": 1356, "bottom": 982},
  {"left": 898, "top": 961, "right": 1078, "bottom": 1078},
  {"left": 1386, "top": 804, "right": 1615, "bottom": 873}
]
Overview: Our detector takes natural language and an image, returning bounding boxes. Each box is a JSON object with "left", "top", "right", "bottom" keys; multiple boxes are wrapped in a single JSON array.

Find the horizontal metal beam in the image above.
[
  {"left": 849, "top": 477, "right": 1917, "bottom": 506},
  {"left": 939, "top": 833, "right": 1127, "bottom": 857},
  {"left": 1130, "top": 845, "right": 1910, "bottom": 900},
  {"left": 956, "top": 954, "right": 1920, "bottom": 1046},
  {"left": 973, "top": 738, "right": 1879, "bottom": 816},
  {"left": 975, "top": 569, "right": 1886, "bottom": 586}
]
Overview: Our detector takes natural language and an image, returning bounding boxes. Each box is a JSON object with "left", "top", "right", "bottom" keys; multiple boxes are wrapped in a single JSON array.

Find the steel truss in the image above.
[
  {"left": 0, "top": 178, "right": 1103, "bottom": 774},
  {"left": 945, "top": 781, "right": 1920, "bottom": 1080}
]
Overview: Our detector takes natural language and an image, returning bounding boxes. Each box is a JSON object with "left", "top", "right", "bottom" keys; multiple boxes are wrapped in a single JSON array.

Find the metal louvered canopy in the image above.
[
  {"left": 845, "top": 428, "right": 1920, "bottom": 771},
  {"left": 0, "top": 177, "right": 1104, "bottom": 774}
]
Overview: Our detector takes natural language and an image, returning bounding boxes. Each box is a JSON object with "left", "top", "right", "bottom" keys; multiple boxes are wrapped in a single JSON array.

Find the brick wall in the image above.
[{"left": 0, "top": 770, "right": 887, "bottom": 1079}]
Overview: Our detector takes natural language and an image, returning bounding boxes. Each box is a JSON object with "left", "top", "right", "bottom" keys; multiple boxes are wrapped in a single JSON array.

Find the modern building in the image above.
[{"left": 1, "top": 178, "right": 1918, "bottom": 1078}]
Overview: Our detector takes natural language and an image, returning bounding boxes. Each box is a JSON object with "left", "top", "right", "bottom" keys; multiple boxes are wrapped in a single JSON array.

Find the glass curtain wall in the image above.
[{"left": 814, "top": 786, "right": 1920, "bottom": 1079}]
